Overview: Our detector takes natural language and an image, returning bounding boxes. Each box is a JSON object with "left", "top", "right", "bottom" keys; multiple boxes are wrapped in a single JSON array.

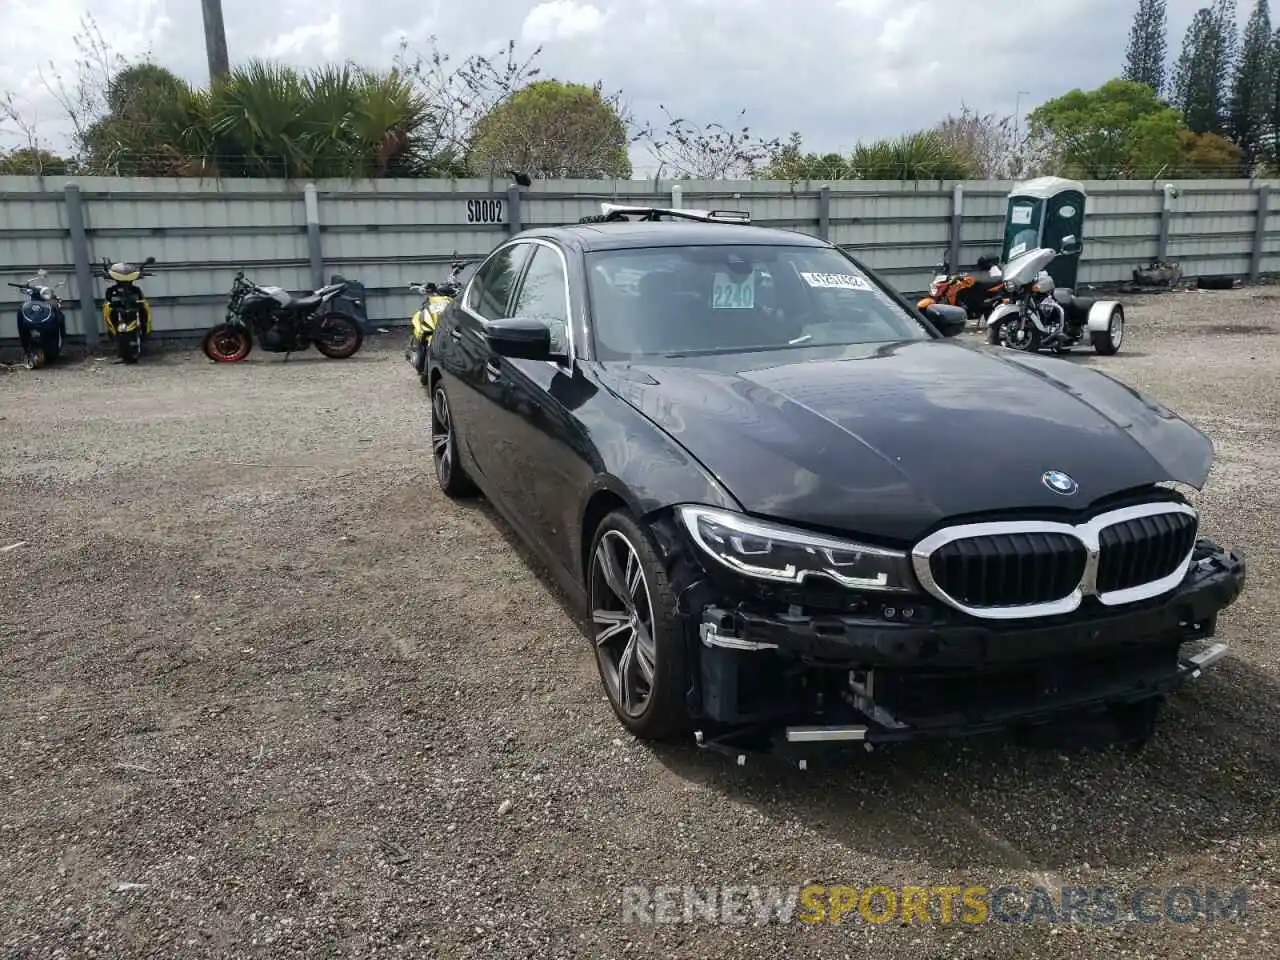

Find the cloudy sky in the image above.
[{"left": 0, "top": 0, "right": 1237, "bottom": 175}]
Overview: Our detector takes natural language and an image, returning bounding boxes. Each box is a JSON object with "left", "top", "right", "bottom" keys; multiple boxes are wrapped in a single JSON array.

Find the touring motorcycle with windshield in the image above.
[
  {"left": 405, "top": 256, "right": 470, "bottom": 384},
  {"left": 8, "top": 269, "right": 68, "bottom": 369},
  {"left": 982, "top": 237, "right": 1125, "bottom": 355},
  {"left": 100, "top": 256, "right": 156, "bottom": 363},
  {"left": 202, "top": 272, "right": 364, "bottom": 363}
]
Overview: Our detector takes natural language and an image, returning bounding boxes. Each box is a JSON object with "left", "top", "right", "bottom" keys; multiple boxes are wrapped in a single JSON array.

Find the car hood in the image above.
[{"left": 600, "top": 340, "right": 1214, "bottom": 542}]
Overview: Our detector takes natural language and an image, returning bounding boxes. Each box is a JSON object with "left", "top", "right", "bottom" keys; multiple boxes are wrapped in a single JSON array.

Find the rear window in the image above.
[{"left": 585, "top": 244, "right": 929, "bottom": 359}]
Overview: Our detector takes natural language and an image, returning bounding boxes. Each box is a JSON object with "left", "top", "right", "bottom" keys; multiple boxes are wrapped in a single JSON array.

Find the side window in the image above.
[
  {"left": 465, "top": 243, "right": 532, "bottom": 320},
  {"left": 510, "top": 245, "right": 571, "bottom": 355}
]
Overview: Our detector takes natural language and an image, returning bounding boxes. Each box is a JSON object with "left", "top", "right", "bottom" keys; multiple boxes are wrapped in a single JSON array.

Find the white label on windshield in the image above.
[
  {"left": 712, "top": 273, "right": 755, "bottom": 308},
  {"left": 799, "top": 272, "right": 871, "bottom": 290},
  {"left": 1008, "top": 242, "right": 1027, "bottom": 258},
  {"left": 1011, "top": 205, "right": 1033, "bottom": 225}
]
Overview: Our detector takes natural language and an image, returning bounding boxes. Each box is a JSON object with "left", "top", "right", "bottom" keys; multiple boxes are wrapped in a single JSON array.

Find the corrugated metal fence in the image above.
[{"left": 2, "top": 175, "right": 1278, "bottom": 340}]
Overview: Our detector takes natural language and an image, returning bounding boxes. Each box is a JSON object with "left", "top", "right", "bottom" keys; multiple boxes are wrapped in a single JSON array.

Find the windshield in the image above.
[{"left": 585, "top": 244, "right": 931, "bottom": 359}]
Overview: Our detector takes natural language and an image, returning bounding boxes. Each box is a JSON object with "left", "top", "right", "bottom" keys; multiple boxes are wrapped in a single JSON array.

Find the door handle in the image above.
[
  {"left": 449, "top": 327, "right": 462, "bottom": 341},
  {"left": 484, "top": 360, "right": 501, "bottom": 382}
]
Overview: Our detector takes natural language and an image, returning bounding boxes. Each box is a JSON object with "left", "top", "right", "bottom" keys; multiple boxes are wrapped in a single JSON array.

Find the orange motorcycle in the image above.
[{"left": 917, "top": 255, "right": 1006, "bottom": 319}]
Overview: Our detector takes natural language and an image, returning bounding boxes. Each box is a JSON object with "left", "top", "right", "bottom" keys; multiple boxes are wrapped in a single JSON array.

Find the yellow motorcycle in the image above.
[
  {"left": 406, "top": 257, "right": 469, "bottom": 385},
  {"left": 100, "top": 255, "right": 156, "bottom": 363}
]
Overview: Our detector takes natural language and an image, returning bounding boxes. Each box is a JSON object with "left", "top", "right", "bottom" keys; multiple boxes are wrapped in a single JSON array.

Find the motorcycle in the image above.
[
  {"left": 918, "top": 254, "right": 1006, "bottom": 320},
  {"left": 202, "top": 272, "right": 364, "bottom": 363},
  {"left": 100, "top": 256, "right": 156, "bottom": 364},
  {"left": 982, "top": 237, "right": 1125, "bottom": 356},
  {"left": 405, "top": 256, "right": 469, "bottom": 385},
  {"left": 8, "top": 269, "right": 68, "bottom": 369}
]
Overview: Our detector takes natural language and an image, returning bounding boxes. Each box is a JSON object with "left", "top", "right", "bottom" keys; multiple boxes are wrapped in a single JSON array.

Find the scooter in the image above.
[
  {"left": 100, "top": 256, "right": 156, "bottom": 364},
  {"left": 8, "top": 270, "right": 68, "bottom": 369},
  {"left": 405, "top": 256, "right": 469, "bottom": 385}
]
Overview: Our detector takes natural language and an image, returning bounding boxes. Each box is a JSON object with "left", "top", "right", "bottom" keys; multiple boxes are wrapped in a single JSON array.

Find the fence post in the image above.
[
  {"left": 506, "top": 183, "right": 522, "bottom": 235},
  {"left": 63, "top": 184, "right": 97, "bottom": 348},
  {"left": 1251, "top": 183, "right": 1270, "bottom": 281},
  {"left": 671, "top": 183, "right": 683, "bottom": 209},
  {"left": 949, "top": 183, "right": 964, "bottom": 270},
  {"left": 1157, "top": 186, "right": 1173, "bottom": 263},
  {"left": 817, "top": 186, "right": 831, "bottom": 241},
  {"left": 304, "top": 183, "right": 324, "bottom": 289}
]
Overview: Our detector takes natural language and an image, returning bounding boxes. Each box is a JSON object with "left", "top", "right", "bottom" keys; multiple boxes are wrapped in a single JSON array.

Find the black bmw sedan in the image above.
[{"left": 425, "top": 206, "right": 1246, "bottom": 759}]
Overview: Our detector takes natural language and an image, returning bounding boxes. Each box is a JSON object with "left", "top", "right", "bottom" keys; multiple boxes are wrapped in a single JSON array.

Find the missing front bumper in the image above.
[{"left": 686, "top": 540, "right": 1245, "bottom": 760}]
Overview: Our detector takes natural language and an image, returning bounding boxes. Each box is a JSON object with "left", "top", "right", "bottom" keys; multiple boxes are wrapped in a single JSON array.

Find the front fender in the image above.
[
  {"left": 984, "top": 302, "right": 1021, "bottom": 330},
  {"left": 1087, "top": 300, "right": 1123, "bottom": 333}
]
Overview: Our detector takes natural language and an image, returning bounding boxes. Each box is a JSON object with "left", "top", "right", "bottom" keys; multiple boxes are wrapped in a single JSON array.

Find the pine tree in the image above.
[
  {"left": 1123, "top": 0, "right": 1169, "bottom": 95},
  {"left": 1270, "top": 28, "right": 1280, "bottom": 167},
  {"left": 1230, "top": 0, "right": 1272, "bottom": 167},
  {"left": 1173, "top": 5, "right": 1236, "bottom": 135}
]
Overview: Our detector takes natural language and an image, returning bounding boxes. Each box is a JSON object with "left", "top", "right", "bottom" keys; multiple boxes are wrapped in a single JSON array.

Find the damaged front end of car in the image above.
[{"left": 649, "top": 494, "right": 1247, "bottom": 767}]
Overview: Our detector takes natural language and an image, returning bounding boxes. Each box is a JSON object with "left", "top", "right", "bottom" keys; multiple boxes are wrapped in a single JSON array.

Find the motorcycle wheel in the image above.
[
  {"left": 996, "top": 317, "right": 1041, "bottom": 352},
  {"left": 24, "top": 348, "right": 45, "bottom": 370},
  {"left": 313, "top": 314, "right": 363, "bottom": 359},
  {"left": 202, "top": 324, "right": 253, "bottom": 363},
  {"left": 118, "top": 332, "right": 140, "bottom": 364}
]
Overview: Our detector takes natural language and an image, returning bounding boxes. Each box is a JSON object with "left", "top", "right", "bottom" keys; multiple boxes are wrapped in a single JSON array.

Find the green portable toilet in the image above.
[{"left": 1000, "top": 177, "right": 1086, "bottom": 290}]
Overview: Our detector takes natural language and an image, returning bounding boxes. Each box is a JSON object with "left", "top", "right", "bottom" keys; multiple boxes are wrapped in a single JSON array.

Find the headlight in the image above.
[
  {"left": 426, "top": 298, "right": 450, "bottom": 316},
  {"left": 676, "top": 505, "right": 913, "bottom": 592}
]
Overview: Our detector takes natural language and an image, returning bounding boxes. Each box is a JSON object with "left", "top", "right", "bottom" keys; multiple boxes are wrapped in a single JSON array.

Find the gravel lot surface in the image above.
[{"left": 1, "top": 290, "right": 1277, "bottom": 959}]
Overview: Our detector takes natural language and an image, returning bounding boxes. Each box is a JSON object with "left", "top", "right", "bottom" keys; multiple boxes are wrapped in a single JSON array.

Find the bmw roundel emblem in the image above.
[{"left": 1042, "top": 470, "right": 1079, "bottom": 496}]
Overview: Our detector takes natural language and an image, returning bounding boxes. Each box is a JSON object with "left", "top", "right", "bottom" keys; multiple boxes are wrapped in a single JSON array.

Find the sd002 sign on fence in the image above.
[{"left": 466, "top": 198, "right": 506, "bottom": 225}]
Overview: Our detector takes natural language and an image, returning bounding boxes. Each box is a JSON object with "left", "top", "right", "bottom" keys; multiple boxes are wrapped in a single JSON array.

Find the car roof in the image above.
[{"left": 520, "top": 221, "right": 832, "bottom": 253}]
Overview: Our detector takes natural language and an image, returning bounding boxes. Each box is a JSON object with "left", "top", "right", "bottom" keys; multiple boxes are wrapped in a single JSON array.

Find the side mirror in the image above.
[
  {"left": 144, "top": 256, "right": 156, "bottom": 265},
  {"left": 924, "top": 303, "right": 967, "bottom": 337},
  {"left": 36, "top": 268, "right": 47, "bottom": 278},
  {"left": 1059, "top": 235, "right": 1081, "bottom": 256},
  {"left": 486, "top": 317, "right": 566, "bottom": 361}
]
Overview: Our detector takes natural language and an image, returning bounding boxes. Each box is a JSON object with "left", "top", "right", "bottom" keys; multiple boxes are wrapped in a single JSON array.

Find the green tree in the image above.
[
  {"left": 469, "top": 80, "right": 630, "bottom": 179},
  {"left": 762, "top": 133, "right": 855, "bottom": 180},
  {"left": 849, "top": 131, "right": 972, "bottom": 180},
  {"left": 1174, "top": 4, "right": 1237, "bottom": 134},
  {"left": 0, "top": 148, "right": 72, "bottom": 175},
  {"left": 1026, "top": 78, "right": 1182, "bottom": 178},
  {"left": 1123, "top": 0, "right": 1169, "bottom": 96},
  {"left": 1229, "top": 0, "right": 1271, "bottom": 165},
  {"left": 933, "top": 105, "right": 1021, "bottom": 177},
  {"left": 1177, "top": 128, "right": 1245, "bottom": 174}
]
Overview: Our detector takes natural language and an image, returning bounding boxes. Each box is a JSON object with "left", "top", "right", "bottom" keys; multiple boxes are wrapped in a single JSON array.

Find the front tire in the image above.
[
  {"left": 202, "top": 324, "right": 252, "bottom": 363},
  {"left": 313, "top": 314, "right": 363, "bottom": 359},
  {"left": 588, "top": 511, "right": 691, "bottom": 741},
  {"left": 430, "top": 382, "right": 477, "bottom": 498},
  {"left": 117, "top": 332, "right": 140, "bottom": 364},
  {"left": 414, "top": 336, "right": 430, "bottom": 385},
  {"left": 1091, "top": 306, "right": 1124, "bottom": 355}
]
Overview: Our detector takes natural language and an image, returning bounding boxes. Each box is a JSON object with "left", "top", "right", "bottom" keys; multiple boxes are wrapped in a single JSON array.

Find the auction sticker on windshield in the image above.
[
  {"left": 800, "top": 272, "right": 872, "bottom": 291},
  {"left": 712, "top": 273, "right": 755, "bottom": 308}
]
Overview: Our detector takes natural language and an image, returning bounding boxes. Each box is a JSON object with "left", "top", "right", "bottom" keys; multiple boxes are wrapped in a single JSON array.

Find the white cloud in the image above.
[
  {"left": 0, "top": 0, "right": 1232, "bottom": 174},
  {"left": 520, "top": 1, "right": 607, "bottom": 45}
]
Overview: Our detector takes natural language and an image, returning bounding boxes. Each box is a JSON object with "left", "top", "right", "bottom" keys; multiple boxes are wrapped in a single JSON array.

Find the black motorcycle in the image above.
[
  {"left": 8, "top": 270, "right": 67, "bottom": 369},
  {"left": 201, "top": 272, "right": 365, "bottom": 363},
  {"left": 99, "top": 256, "right": 156, "bottom": 364}
]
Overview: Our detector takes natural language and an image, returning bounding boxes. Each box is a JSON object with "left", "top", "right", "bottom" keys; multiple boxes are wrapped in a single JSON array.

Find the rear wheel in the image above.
[
  {"left": 313, "top": 314, "right": 363, "bottom": 359},
  {"left": 1091, "top": 307, "right": 1124, "bottom": 355},
  {"left": 202, "top": 324, "right": 252, "bottom": 363},
  {"left": 588, "top": 511, "right": 691, "bottom": 741},
  {"left": 430, "top": 382, "right": 477, "bottom": 497}
]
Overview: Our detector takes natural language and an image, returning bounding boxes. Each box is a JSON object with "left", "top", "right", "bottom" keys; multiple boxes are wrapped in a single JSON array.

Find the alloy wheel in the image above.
[
  {"left": 431, "top": 387, "right": 453, "bottom": 487},
  {"left": 590, "top": 530, "right": 657, "bottom": 718},
  {"left": 1111, "top": 313, "right": 1124, "bottom": 348}
]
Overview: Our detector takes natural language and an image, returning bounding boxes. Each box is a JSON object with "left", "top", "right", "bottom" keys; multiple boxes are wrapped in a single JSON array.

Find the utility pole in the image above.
[
  {"left": 1014, "top": 90, "right": 1030, "bottom": 143},
  {"left": 200, "top": 0, "right": 230, "bottom": 83}
]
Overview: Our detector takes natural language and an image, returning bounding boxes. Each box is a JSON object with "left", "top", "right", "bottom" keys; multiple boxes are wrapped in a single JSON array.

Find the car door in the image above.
[
  {"left": 446, "top": 241, "right": 533, "bottom": 485},
  {"left": 481, "top": 240, "right": 591, "bottom": 572}
]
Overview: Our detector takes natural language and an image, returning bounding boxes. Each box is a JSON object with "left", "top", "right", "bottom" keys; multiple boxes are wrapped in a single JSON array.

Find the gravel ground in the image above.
[{"left": 1, "top": 292, "right": 1277, "bottom": 959}]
